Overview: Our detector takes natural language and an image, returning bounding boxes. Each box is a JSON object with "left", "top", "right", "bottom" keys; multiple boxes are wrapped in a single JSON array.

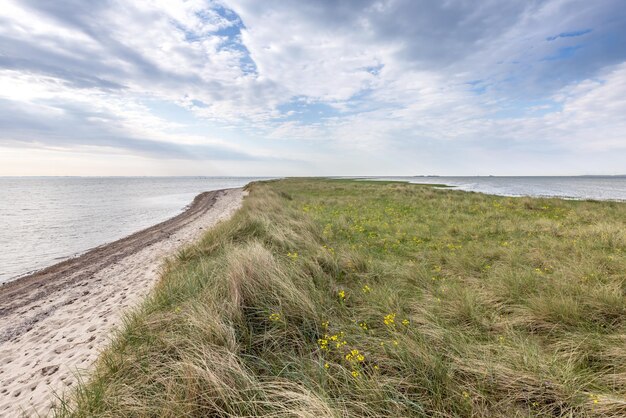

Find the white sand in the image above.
[{"left": 0, "top": 188, "right": 245, "bottom": 417}]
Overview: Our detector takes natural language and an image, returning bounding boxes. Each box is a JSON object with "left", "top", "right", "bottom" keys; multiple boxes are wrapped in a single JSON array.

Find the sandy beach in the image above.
[{"left": 0, "top": 188, "right": 245, "bottom": 417}]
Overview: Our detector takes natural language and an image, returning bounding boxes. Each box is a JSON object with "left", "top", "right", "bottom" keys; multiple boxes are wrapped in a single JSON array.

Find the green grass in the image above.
[{"left": 56, "top": 178, "right": 626, "bottom": 417}]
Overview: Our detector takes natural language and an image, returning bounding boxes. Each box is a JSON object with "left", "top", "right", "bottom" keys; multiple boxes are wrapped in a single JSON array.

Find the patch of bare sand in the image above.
[{"left": 0, "top": 188, "right": 245, "bottom": 417}]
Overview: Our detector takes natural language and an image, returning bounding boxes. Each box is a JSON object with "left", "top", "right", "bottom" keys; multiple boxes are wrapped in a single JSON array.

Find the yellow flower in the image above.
[
  {"left": 338, "top": 290, "right": 345, "bottom": 300},
  {"left": 317, "top": 338, "right": 328, "bottom": 350},
  {"left": 373, "top": 365, "right": 379, "bottom": 370},
  {"left": 362, "top": 285, "right": 371, "bottom": 293},
  {"left": 351, "top": 370, "right": 360, "bottom": 377},
  {"left": 358, "top": 321, "right": 368, "bottom": 330},
  {"left": 175, "top": 307, "right": 181, "bottom": 314},
  {"left": 287, "top": 252, "right": 299, "bottom": 260},
  {"left": 321, "top": 321, "right": 329, "bottom": 329},
  {"left": 383, "top": 313, "right": 396, "bottom": 326},
  {"left": 462, "top": 391, "right": 469, "bottom": 399},
  {"left": 269, "top": 313, "right": 281, "bottom": 321},
  {"left": 324, "top": 363, "right": 330, "bottom": 369},
  {"left": 335, "top": 340, "right": 347, "bottom": 348},
  {"left": 401, "top": 319, "right": 410, "bottom": 326},
  {"left": 392, "top": 340, "right": 398, "bottom": 346}
]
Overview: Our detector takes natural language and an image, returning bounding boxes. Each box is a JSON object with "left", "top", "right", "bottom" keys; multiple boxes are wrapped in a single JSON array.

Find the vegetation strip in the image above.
[{"left": 58, "top": 179, "right": 626, "bottom": 417}]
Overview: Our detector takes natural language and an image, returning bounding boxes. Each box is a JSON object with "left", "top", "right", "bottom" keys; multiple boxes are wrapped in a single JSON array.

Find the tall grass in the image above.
[{"left": 56, "top": 179, "right": 626, "bottom": 417}]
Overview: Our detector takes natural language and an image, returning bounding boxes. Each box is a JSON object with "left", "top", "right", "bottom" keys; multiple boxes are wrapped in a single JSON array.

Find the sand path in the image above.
[{"left": 0, "top": 188, "right": 245, "bottom": 417}]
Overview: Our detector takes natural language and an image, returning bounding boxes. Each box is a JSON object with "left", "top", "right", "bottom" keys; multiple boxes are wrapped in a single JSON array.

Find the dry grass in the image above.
[{"left": 56, "top": 179, "right": 626, "bottom": 417}]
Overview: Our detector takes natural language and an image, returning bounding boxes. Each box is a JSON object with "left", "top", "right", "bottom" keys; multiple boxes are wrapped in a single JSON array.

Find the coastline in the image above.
[
  {"left": 48, "top": 179, "right": 626, "bottom": 417},
  {"left": 361, "top": 176, "right": 626, "bottom": 202},
  {"left": 0, "top": 188, "right": 246, "bottom": 416}
]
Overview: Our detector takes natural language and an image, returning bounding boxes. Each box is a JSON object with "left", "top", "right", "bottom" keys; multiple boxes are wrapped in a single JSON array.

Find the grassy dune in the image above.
[{"left": 57, "top": 179, "right": 626, "bottom": 417}]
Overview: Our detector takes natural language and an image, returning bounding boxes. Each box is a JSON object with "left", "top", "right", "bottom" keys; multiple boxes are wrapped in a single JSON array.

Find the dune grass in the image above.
[{"left": 56, "top": 178, "right": 626, "bottom": 417}]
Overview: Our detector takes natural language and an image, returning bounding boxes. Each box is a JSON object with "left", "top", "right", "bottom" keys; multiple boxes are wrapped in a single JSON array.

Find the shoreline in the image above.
[
  {"left": 0, "top": 191, "right": 219, "bottom": 287},
  {"left": 0, "top": 188, "right": 246, "bottom": 416},
  {"left": 356, "top": 177, "right": 626, "bottom": 202}
]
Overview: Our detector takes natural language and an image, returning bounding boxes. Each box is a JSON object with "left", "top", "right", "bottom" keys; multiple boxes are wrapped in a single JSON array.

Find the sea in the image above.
[
  {"left": 0, "top": 177, "right": 269, "bottom": 283},
  {"left": 1, "top": 176, "right": 625, "bottom": 284},
  {"left": 369, "top": 176, "right": 626, "bottom": 201}
]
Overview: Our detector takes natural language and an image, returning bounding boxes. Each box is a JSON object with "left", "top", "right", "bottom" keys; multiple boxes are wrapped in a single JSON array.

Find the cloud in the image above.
[
  {"left": 0, "top": 70, "right": 270, "bottom": 161},
  {"left": 546, "top": 28, "right": 593, "bottom": 41},
  {"left": 0, "top": 0, "right": 625, "bottom": 175}
]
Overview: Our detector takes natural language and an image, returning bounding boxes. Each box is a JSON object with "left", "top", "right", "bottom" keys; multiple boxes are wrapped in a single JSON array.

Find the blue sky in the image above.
[{"left": 0, "top": 0, "right": 625, "bottom": 176}]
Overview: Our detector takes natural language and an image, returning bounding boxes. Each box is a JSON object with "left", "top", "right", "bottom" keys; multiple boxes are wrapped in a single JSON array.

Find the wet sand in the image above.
[{"left": 0, "top": 188, "right": 245, "bottom": 416}]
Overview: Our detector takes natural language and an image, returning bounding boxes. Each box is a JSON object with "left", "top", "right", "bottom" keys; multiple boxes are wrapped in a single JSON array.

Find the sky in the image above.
[{"left": 0, "top": 0, "right": 625, "bottom": 176}]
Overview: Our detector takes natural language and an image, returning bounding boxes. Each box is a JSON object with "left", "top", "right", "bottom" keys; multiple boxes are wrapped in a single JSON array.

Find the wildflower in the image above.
[
  {"left": 338, "top": 290, "right": 345, "bottom": 300},
  {"left": 345, "top": 349, "right": 364, "bottom": 362},
  {"left": 269, "top": 313, "right": 281, "bottom": 321},
  {"left": 383, "top": 313, "right": 396, "bottom": 326},
  {"left": 380, "top": 341, "right": 385, "bottom": 347},
  {"left": 358, "top": 321, "right": 368, "bottom": 331},
  {"left": 373, "top": 365, "right": 379, "bottom": 370},
  {"left": 175, "top": 307, "right": 181, "bottom": 314},
  {"left": 392, "top": 340, "right": 398, "bottom": 346},
  {"left": 401, "top": 319, "right": 410, "bottom": 326},
  {"left": 463, "top": 391, "right": 470, "bottom": 399},
  {"left": 318, "top": 338, "right": 329, "bottom": 350},
  {"left": 362, "top": 285, "right": 371, "bottom": 293},
  {"left": 324, "top": 363, "right": 330, "bottom": 369},
  {"left": 351, "top": 370, "right": 360, "bottom": 378},
  {"left": 321, "top": 321, "right": 329, "bottom": 329},
  {"left": 287, "top": 252, "right": 298, "bottom": 260}
]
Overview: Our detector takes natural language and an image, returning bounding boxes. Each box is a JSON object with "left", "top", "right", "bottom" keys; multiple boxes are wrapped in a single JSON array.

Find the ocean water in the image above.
[
  {"left": 0, "top": 177, "right": 269, "bottom": 283},
  {"left": 370, "top": 176, "right": 626, "bottom": 201}
]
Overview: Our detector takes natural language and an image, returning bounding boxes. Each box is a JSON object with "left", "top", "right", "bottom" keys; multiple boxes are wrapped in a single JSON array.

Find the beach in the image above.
[{"left": 0, "top": 188, "right": 245, "bottom": 416}]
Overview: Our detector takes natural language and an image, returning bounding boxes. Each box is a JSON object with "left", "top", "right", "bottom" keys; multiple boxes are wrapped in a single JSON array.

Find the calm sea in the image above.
[
  {"left": 370, "top": 176, "right": 626, "bottom": 201},
  {"left": 0, "top": 177, "right": 269, "bottom": 283}
]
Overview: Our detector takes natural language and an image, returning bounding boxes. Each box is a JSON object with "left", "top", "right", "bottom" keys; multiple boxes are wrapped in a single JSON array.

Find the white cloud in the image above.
[{"left": 0, "top": 0, "right": 625, "bottom": 175}]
